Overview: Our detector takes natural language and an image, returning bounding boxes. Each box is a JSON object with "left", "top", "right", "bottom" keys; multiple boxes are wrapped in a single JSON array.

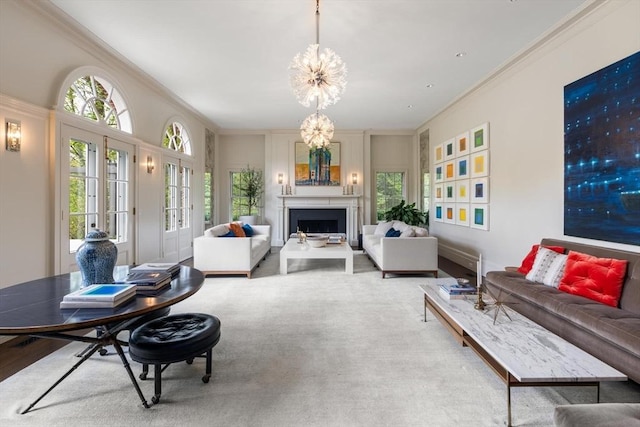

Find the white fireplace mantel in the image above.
[{"left": 276, "top": 195, "right": 360, "bottom": 246}]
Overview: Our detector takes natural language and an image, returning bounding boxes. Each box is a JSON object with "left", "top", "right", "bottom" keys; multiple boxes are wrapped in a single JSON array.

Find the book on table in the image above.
[
  {"left": 438, "top": 287, "right": 475, "bottom": 300},
  {"left": 439, "top": 281, "right": 477, "bottom": 295},
  {"left": 60, "top": 284, "right": 136, "bottom": 309},
  {"left": 129, "top": 262, "right": 180, "bottom": 277},
  {"left": 122, "top": 271, "right": 172, "bottom": 292}
]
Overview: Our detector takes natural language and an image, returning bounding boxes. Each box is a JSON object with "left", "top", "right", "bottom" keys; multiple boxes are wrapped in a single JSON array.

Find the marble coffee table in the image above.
[
  {"left": 420, "top": 279, "right": 627, "bottom": 427},
  {"left": 280, "top": 237, "right": 353, "bottom": 275}
]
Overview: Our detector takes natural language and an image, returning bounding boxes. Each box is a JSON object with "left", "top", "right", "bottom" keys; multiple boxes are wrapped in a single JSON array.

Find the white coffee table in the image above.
[
  {"left": 280, "top": 238, "right": 354, "bottom": 275},
  {"left": 420, "top": 279, "right": 627, "bottom": 427}
]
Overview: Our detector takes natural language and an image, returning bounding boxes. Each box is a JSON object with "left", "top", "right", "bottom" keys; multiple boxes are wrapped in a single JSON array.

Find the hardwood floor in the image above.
[{"left": 0, "top": 255, "right": 477, "bottom": 382}]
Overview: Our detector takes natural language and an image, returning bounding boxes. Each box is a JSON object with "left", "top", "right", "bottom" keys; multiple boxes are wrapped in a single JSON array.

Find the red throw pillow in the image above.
[
  {"left": 228, "top": 222, "right": 246, "bottom": 237},
  {"left": 517, "top": 244, "right": 565, "bottom": 274},
  {"left": 558, "top": 251, "right": 628, "bottom": 307}
]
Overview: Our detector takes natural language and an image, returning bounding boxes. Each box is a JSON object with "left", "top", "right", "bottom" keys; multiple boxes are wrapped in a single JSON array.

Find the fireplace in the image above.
[{"left": 289, "top": 208, "right": 346, "bottom": 236}]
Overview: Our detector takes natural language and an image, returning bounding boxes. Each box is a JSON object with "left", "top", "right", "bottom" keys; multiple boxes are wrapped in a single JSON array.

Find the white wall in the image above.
[
  {"left": 0, "top": 98, "right": 51, "bottom": 287},
  {"left": 420, "top": 0, "right": 640, "bottom": 274},
  {"left": 0, "top": 1, "right": 209, "bottom": 287}
]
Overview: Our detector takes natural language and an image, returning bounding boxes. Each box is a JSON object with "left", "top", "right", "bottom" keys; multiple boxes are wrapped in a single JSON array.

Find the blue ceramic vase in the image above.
[{"left": 76, "top": 229, "right": 118, "bottom": 286}]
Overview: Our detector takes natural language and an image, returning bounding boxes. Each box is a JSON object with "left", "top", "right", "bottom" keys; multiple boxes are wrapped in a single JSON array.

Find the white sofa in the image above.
[
  {"left": 194, "top": 224, "right": 271, "bottom": 278},
  {"left": 362, "top": 221, "right": 438, "bottom": 278}
]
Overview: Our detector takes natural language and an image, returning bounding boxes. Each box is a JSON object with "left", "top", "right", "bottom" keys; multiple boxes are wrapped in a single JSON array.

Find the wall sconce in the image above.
[
  {"left": 277, "top": 173, "right": 284, "bottom": 185},
  {"left": 146, "top": 156, "right": 155, "bottom": 174},
  {"left": 351, "top": 173, "right": 358, "bottom": 185},
  {"left": 5, "top": 119, "right": 21, "bottom": 152}
]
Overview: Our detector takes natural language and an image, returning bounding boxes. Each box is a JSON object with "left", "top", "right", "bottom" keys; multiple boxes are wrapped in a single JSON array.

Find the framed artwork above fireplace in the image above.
[{"left": 295, "top": 142, "right": 341, "bottom": 186}]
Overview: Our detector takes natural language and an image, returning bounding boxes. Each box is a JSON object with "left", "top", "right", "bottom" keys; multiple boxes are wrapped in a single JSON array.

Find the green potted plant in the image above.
[
  {"left": 383, "top": 200, "right": 428, "bottom": 226},
  {"left": 235, "top": 165, "right": 264, "bottom": 225}
]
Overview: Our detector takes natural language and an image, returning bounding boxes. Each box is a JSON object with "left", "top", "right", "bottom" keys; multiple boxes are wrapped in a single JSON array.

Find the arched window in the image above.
[
  {"left": 163, "top": 121, "right": 192, "bottom": 155},
  {"left": 64, "top": 75, "right": 132, "bottom": 133}
]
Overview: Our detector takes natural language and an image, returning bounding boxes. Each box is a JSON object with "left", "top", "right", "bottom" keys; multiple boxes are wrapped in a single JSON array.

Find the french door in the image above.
[
  {"left": 163, "top": 156, "right": 193, "bottom": 262},
  {"left": 60, "top": 125, "right": 134, "bottom": 273}
]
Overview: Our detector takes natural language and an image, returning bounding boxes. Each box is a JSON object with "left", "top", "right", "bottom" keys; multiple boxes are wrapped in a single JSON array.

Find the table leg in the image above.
[
  {"left": 507, "top": 381, "right": 512, "bottom": 427},
  {"left": 112, "top": 340, "right": 150, "bottom": 409},
  {"left": 21, "top": 339, "right": 102, "bottom": 414},
  {"left": 345, "top": 254, "right": 353, "bottom": 274}
]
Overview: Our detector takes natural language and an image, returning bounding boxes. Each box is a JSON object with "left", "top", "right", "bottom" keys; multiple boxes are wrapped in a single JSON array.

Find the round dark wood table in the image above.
[{"left": 0, "top": 265, "right": 205, "bottom": 413}]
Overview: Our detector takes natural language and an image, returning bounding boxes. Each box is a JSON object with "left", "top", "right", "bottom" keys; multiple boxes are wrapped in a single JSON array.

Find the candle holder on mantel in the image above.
[{"left": 474, "top": 281, "right": 486, "bottom": 311}]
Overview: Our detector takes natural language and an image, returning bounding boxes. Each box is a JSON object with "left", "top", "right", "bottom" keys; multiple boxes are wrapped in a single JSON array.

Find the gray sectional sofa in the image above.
[{"left": 485, "top": 238, "right": 640, "bottom": 383}]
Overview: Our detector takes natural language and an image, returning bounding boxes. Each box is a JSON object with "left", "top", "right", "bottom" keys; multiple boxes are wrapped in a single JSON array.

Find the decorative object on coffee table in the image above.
[
  {"left": 484, "top": 285, "right": 513, "bottom": 325},
  {"left": 306, "top": 235, "right": 329, "bottom": 248},
  {"left": 76, "top": 229, "right": 117, "bottom": 286}
]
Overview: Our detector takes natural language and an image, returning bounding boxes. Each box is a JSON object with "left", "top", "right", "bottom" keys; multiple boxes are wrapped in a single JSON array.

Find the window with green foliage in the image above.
[
  {"left": 230, "top": 171, "right": 249, "bottom": 221},
  {"left": 422, "top": 172, "right": 430, "bottom": 214},
  {"left": 376, "top": 171, "right": 405, "bottom": 221},
  {"left": 64, "top": 76, "right": 131, "bottom": 133},
  {"left": 69, "top": 139, "right": 98, "bottom": 249},
  {"left": 163, "top": 122, "right": 192, "bottom": 155},
  {"left": 165, "top": 163, "right": 178, "bottom": 232}
]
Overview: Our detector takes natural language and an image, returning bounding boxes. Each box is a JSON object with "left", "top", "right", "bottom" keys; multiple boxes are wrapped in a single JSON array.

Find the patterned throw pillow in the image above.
[
  {"left": 517, "top": 244, "right": 565, "bottom": 274},
  {"left": 525, "top": 246, "right": 568, "bottom": 288}
]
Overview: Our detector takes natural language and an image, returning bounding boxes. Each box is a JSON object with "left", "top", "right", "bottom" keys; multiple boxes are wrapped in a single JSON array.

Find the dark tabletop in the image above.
[{"left": 0, "top": 266, "right": 204, "bottom": 335}]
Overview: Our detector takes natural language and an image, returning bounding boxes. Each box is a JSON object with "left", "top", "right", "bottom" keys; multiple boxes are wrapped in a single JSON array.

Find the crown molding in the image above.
[
  {"left": 0, "top": 93, "right": 50, "bottom": 119},
  {"left": 418, "top": 0, "right": 606, "bottom": 130}
]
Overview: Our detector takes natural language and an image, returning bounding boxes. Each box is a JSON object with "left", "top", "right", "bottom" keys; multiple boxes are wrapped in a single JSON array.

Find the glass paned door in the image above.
[
  {"left": 163, "top": 158, "right": 193, "bottom": 261},
  {"left": 60, "top": 125, "right": 134, "bottom": 273}
]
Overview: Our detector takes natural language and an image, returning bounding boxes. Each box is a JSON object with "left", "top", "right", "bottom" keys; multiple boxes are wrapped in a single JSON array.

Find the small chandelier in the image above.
[
  {"left": 290, "top": 0, "right": 347, "bottom": 110},
  {"left": 300, "top": 111, "right": 334, "bottom": 149}
]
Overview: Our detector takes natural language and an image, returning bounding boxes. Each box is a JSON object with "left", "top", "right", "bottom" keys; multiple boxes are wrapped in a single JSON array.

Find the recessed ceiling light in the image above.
[
  {"left": 407, "top": 105, "right": 413, "bottom": 109},
  {"left": 426, "top": 83, "right": 434, "bottom": 88},
  {"left": 455, "top": 52, "right": 467, "bottom": 58}
]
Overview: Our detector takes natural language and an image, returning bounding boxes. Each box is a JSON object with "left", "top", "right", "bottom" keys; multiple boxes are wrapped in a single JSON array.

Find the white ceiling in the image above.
[{"left": 50, "top": 0, "right": 589, "bottom": 131}]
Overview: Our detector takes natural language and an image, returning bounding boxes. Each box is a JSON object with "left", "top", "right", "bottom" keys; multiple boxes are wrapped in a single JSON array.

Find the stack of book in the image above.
[
  {"left": 122, "top": 271, "right": 172, "bottom": 293},
  {"left": 327, "top": 234, "right": 346, "bottom": 244},
  {"left": 60, "top": 284, "right": 137, "bottom": 309},
  {"left": 439, "top": 281, "right": 477, "bottom": 300},
  {"left": 130, "top": 262, "right": 181, "bottom": 277}
]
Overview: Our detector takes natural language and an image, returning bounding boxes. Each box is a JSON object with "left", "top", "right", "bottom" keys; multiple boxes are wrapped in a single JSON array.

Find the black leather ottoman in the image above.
[{"left": 129, "top": 313, "right": 221, "bottom": 404}]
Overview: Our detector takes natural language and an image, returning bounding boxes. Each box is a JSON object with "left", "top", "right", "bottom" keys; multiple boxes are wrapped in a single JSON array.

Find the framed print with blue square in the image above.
[{"left": 470, "top": 204, "right": 489, "bottom": 230}]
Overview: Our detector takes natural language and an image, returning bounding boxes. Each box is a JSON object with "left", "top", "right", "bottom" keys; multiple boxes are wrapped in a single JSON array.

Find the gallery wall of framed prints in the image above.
[{"left": 433, "top": 122, "right": 490, "bottom": 230}]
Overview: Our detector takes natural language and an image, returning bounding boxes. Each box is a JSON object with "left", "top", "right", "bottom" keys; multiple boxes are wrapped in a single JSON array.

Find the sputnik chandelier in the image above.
[
  {"left": 290, "top": 0, "right": 347, "bottom": 148},
  {"left": 300, "top": 111, "right": 335, "bottom": 148}
]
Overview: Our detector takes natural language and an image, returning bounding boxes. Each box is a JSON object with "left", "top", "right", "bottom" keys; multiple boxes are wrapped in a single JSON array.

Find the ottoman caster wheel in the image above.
[
  {"left": 202, "top": 374, "right": 210, "bottom": 383},
  {"left": 139, "top": 372, "right": 147, "bottom": 380},
  {"left": 99, "top": 348, "right": 108, "bottom": 356},
  {"left": 152, "top": 395, "right": 161, "bottom": 404},
  {"left": 186, "top": 358, "right": 194, "bottom": 365}
]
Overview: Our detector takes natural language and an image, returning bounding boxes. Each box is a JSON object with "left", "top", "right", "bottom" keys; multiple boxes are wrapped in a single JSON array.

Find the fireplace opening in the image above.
[
  {"left": 289, "top": 208, "right": 346, "bottom": 236},
  {"left": 298, "top": 219, "right": 338, "bottom": 234}
]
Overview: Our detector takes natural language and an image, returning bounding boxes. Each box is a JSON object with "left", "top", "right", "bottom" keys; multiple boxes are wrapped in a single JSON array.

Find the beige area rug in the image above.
[{"left": 1, "top": 253, "right": 638, "bottom": 426}]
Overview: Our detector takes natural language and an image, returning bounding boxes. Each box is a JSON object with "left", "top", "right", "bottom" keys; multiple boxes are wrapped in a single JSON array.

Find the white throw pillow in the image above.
[
  {"left": 374, "top": 221, "right": 394, "bottom": 236},
  {"left": 400, "top": 227, "right": 415, "bottom": 237},
  {"left": 209, "top": 224, "right": 230, "bottom": 237},
  {"left": 413, "top": 227, "right": 429, "bottom": 237},
  {"left": 392, "top": 221, "right": 411, "bottom": 233},
  {"left": 525, "top": 246, "right": 568, "bottom": 288}
]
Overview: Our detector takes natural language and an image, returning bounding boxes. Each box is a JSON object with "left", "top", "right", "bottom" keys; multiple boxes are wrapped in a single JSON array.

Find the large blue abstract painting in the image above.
[{"left": 564, "top": 51, "right": 640, "bottom": 246}]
